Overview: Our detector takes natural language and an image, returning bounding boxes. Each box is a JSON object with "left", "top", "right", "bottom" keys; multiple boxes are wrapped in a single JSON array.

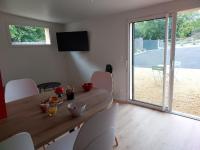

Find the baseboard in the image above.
[
  {"left": 113, "top": 99, "right": 130, "bottom": 104},
  {"left": 114, "top": 99, "right": 163, "bottom": 111}
]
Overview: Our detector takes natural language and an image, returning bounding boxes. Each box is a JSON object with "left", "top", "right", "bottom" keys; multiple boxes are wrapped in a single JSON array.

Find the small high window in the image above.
[{"left": 9, "top": 25, "right": 51, "bottom": 45}]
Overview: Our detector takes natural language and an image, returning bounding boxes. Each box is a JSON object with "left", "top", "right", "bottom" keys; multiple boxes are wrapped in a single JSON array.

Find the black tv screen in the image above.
[{"left": 56, "top": 31, "right": 89, "bottom": 51}]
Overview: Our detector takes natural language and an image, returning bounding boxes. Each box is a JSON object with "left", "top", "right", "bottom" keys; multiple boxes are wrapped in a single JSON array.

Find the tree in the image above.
[
  {"left": 134, "top": 11, "right": 200, "bottom": 40},
  {"left": 134, "top": 19, "right": 165, "bottom": 40},
  {"left": 176, "top": 12, "right": 200, "bottom": 38},
  {"left": 9, "top": 25, "right": 45, "bottom": 42}
]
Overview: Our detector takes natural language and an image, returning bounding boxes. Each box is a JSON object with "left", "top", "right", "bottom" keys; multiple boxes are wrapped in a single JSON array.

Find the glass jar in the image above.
[{"left": 48, "top": 103, "right": 58, "bottom": 116}]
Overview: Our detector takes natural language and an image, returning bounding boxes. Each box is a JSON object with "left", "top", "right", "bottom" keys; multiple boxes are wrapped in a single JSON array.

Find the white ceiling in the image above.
[{"left": 0, "top": 0, "right": 173, "bottom": 23}]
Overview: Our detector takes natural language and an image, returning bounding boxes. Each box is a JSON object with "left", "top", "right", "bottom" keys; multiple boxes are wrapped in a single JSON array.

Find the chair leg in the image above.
[{"left": 114, "top": 136, "right": 119, "bottom": 147}]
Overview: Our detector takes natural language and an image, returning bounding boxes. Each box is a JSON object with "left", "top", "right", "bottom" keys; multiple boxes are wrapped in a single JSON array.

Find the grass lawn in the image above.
[{"left": 134, "top": 67, "right": 200, "bottom": 116}]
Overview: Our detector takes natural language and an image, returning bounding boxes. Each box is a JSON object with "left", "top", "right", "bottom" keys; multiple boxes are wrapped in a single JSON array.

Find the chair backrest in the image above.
[
  {"left": 0, "top": 132, "right": 34, "bottom": 150},
  {"left": 5, "top": 78, "right": 39, "bottom": 102},
  {"left": 73, "top": 104, "right": 117, "bottom": 150},
  {"left": 85, "top": 128, "right": 115, "bottom": 150},
  {"left": 91, "top": 71, "right": 112, "bottom": 93}
]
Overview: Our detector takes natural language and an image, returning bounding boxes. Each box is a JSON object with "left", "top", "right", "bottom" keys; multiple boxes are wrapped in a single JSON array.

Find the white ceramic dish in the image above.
[{"left": 67, "top": 102, "right": 86, "bottom": 117}]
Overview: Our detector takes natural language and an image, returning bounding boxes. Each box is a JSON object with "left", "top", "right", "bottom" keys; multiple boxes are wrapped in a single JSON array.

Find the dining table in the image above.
[{"left": 0, "top": 88, "right": 113, "bottom": 149}]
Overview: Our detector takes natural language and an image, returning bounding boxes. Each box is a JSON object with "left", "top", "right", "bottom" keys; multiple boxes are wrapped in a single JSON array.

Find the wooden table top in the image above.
[{"left": 0, "top": 88, "right": 112, "bottom": 148}]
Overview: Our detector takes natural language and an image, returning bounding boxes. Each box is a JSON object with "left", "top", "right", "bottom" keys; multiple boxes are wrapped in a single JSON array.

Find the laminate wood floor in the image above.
[{"left": 114, "top": 103, "right": 200, "bottom": 150}]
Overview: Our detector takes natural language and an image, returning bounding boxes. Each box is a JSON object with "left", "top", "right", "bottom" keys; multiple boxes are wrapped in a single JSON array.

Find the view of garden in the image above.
[
  {"left": 134, "top": 10, "right": 200, "bottom": 50},
  {"left": 133, "top": 9, "right": 200, "bottom": 116},
  {"left": 9, "top": 25, "right": 47, "bottom": 44}
]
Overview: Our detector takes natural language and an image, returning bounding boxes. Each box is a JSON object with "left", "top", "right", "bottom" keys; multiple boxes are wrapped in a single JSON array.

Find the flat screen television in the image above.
[{"left": 56, "top": 31, "right": 89, "bottom": 51}]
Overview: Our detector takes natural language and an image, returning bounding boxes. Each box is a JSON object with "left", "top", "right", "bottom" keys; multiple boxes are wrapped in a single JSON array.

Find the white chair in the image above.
[
  {"left": 85, "top": 128, "right": 115, "bottom": 150},
  {"left": 5, "top": 78, "right": 39, "bottom": 102},
  {"left": 91, "top": 71, "right": 118, "bottom": 146},
  {"left": 47, "top": 104, "right": 117, "bottom": 150},
  {"left": 0, "top": 132, "right": 34, "bottom": 150},
  {"left": 91, "top": 71, "right": 112, "bottom": 93}
]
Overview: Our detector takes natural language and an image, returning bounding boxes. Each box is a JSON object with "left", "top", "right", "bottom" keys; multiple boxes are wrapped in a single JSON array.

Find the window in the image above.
[{"left": 8, "top": 25, "right": 51, "bottom": 45}]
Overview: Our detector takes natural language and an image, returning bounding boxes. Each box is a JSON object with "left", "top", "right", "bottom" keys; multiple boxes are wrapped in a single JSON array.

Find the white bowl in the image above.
[{"left": 67, "top": 103, "right": 86, "bottom": 117}]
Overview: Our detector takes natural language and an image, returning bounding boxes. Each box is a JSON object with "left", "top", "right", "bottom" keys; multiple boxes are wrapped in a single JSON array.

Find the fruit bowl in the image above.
[
  {"left": 82, "top": 83, "right": 93, "bottom": 92},
  {"left": 49, "top": 96, "right": 63, "bottom": 105},
  {"left": 49, "top": 96, "right": 59, "bottom": 104}
]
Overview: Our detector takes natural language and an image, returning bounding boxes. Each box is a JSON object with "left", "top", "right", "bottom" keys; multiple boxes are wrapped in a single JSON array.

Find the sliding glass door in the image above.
[
  {"left": 130, "top": 8, "right": 200, "bottom": 118},
  {"left": 172, "top": 9, "right": 200, "bottom": 117},
  {"left": 131, "top": 17, "right": 170, "bottom": 108}
]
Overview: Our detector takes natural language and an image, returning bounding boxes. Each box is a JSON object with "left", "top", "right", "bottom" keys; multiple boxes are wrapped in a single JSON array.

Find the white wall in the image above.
[
  {"left": 66, "top": 17, "right": 128, "bottom": 100},
  {"left": 65, "top": 0, "right": 200, "bottom": 100},
  {"left": 0, "top": 12, "right": 69, "bottom": 86}
]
